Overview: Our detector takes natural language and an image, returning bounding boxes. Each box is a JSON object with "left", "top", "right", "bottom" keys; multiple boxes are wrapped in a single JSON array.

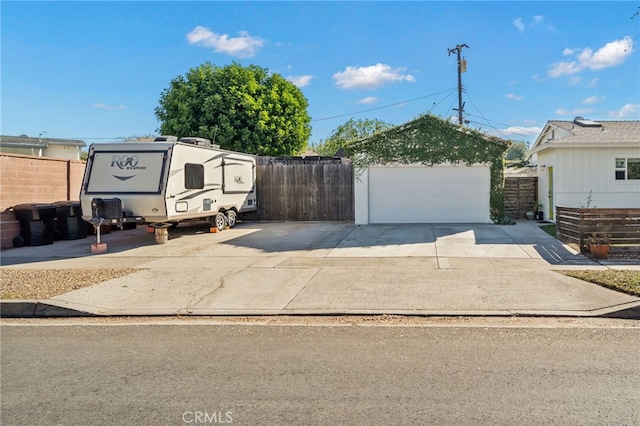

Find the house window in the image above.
[
  {"left": 615, "top": 158, "right": 640, "bottom": 180},
  {"left": 185, "top": 163, "right": 204, "bottom": 189},
  {"left": 630, "top": 159, "right": 640, "bottom": 180}
]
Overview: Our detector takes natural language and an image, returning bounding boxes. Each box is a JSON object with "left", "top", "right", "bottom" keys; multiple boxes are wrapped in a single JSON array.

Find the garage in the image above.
[
  {"left": 348, "top": 113, "right": 509, "bottom": 225},
  {"left": 355, "top": 164, "right": 491, "bottom": 224}
]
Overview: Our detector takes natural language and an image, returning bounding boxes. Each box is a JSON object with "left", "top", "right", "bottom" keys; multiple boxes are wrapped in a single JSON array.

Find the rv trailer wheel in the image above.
[
  {"left": 214, "top": 212, "right": 226, "bottom": 232},
  {"left": 226, "top": 210, "right": 237, "bottom": 228}
]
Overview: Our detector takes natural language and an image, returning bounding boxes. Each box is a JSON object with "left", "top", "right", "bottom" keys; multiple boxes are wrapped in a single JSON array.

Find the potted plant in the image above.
[
  {"left": 531, "top": 201, "right": 544, "bottom": 220},
  {"left": 525, "top": 209, "right": 535, "bottom": 220},
  {"left": 587, "top": 231, "right": 611, "bottom": 259}
]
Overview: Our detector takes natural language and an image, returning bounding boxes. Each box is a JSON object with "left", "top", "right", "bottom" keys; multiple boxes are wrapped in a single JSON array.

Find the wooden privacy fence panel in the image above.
[
  {"left": 504, "top": 177, "right": 537, "bottom": 219},
  {"left": 556, "top": 206, "right": 640, "bottom": 257},
  {"left": 252, "top": 157, "right": 354, "bottom": 221}
]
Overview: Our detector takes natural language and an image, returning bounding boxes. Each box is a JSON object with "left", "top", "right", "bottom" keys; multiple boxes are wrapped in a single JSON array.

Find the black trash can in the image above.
[
  {"left": 12, "top": 204, "right": 58, "bottom": 246},
  {"left": 54, "top": 201, "right": 88, "bottom": 240}
]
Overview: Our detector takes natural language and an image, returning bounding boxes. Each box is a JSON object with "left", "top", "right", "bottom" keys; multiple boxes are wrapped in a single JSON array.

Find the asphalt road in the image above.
[{"left": 2, "top": 318, "right": 640, "bottom": 425}]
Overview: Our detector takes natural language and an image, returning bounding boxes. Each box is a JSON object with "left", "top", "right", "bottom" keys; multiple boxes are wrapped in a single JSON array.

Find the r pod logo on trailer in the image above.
[{"left": 110, "top": 155, "right": 146, "bottom": 170}]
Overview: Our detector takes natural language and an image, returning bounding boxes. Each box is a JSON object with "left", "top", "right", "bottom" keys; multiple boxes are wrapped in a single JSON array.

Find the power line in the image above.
[
  {"left": 428, "top": 88, "right": 459, "bottom": 114},
  {"left": 64, "top": 137, "right": 126, "bottom": 140},
  {"left": 465, "top": 114, "right": 532, "bottom": 139},
  {"left": 464, "top": 95, "right": 511, "bottom": 139},
  {"left": 59, "top": 87, "right": 460, "bottom": 139},
  {"left": 464, "top": 93, "right": 534, "bottom": 139},
  {"left": 311, "top": 88, "right": 457, "bottom": 122}
]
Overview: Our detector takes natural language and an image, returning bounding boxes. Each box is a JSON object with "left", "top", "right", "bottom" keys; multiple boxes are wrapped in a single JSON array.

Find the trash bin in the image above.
[
  {"left": 12, "top": 204, "right": 58, "bottom": 246},
  {"left": 54, "top": 201, "right": 88, "bottom": 240}
]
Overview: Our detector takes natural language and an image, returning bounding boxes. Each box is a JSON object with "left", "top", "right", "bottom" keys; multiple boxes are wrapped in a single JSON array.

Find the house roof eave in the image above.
[
  {"left": 530, "top": 141, "right": 639, "bottom": 155},
  {"left": 0, "top": 135, "right": 86, "bottom": 148}
]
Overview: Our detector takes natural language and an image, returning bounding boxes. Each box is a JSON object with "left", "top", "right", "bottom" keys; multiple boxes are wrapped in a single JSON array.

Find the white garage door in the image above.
[{"left": 368, "top": 165, "right": 490, "bottom": 223}]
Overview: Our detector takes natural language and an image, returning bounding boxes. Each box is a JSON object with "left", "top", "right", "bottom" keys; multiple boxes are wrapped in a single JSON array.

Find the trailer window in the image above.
[{"left": 185, "top": 163, "right": 204, "bottom": 189}]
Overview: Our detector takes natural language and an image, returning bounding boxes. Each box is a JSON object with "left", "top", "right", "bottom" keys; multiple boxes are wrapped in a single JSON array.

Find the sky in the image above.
[{"left": 2, "top": 1, "right": 639, "bottom": 148}]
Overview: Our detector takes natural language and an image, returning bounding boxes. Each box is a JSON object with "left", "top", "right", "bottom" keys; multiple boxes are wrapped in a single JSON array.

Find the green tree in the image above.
[
  {"left": 314, "top": 118, "right": 393, "bottom": 156},
  {"left": 155, "top": 62, "right": 311, "bottom": 156},
  {"left": 505, "top": 140, "right": 529, "bottom": 161}
]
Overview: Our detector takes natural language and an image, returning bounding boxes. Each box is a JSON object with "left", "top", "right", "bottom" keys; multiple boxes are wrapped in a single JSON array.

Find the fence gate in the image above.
[
  {"left": 250, "top": 156, "right": 354, "bottom": 221},
  {"left": 504, "top": 176, "right": 537, "bottom": 219}
]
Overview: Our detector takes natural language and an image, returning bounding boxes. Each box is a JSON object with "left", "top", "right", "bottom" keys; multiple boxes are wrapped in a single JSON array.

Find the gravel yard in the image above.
[{"left": 0, "top": 269, "right": 143, "bottom": 299}]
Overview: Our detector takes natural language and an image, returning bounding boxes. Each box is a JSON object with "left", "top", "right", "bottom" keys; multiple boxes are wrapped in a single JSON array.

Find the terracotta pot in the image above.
[{"left": 589, "top": 244, "right": 610, "bottom": 259}]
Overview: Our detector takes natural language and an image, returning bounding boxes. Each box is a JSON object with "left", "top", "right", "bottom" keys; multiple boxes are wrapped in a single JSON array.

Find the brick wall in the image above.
[
  {"left": 0, "top": 210, "right": 22, "bottom": 250},
  {"left": 0, "top": 153, "right": 86, "bottom": 250}
]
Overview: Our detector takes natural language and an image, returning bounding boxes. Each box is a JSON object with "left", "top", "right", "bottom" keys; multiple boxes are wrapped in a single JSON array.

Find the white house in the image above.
[
  {"left": 528, "top": 117, "right": 640, "bottom": 221},
  {"left": 0, "top": 135, "right": 86, "bottom": 160}
]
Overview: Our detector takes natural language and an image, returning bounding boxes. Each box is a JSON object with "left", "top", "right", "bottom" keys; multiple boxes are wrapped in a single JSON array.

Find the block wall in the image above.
[{"left": 0, "top": 153, "right": 86, "bottom": 250}]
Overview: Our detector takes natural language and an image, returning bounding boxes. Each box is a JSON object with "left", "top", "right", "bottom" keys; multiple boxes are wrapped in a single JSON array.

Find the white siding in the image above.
[
  {"left": 538, "top": 146, "right": 640, "bottom": 219},
  {"left": 46, "top": 145, "right": 81, "bottom": 160}
]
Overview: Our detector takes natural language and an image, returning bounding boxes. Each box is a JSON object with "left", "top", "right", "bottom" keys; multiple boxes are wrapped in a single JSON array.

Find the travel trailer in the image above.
[{"left": 79, "top": 136, "right": 256, "bottom": 234}]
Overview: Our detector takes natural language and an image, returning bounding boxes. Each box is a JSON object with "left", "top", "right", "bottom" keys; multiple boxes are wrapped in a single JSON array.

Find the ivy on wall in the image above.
[{"left": 343, "top": 113, "right": 511, "bottom": 222}]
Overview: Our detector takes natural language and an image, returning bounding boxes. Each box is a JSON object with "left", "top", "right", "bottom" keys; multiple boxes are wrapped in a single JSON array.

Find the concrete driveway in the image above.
[{"left": 1, "top": 220, "right": 639, "bottom": 317}]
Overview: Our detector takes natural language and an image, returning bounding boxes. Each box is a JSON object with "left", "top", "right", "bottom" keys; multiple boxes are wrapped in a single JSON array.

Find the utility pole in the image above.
[{"left": 448, "top": 43, "right": 469, "bottom": 125}]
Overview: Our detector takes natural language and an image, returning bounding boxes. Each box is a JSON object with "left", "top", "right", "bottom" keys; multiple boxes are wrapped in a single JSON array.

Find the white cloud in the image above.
[
  {"left": 548, "top": 61, "right": 583, "bottom": 78},
  {"left": 513, "top": 15, "right": 553, "bottom": 32},
  {"left": 286, "top": 75, "right": 313, "bottom": 88},
  {"left": 608, "top": 103, "right": 640, "bottom": 118},
  {"left": 548, "top": 36, "right": 635, "bottom": 77},
  {"left": 186, "top": 26, "right": 265, "bottom": 58},
  {"left": 513, "top": 18, "right": 525, "bottom": 32},
  {"left": 358, "top": 96, "right": 378, "bottom": 104},
  {"left": 568, "top": 76, "right": 582, "bottom": 86},
  {"left": 531, "top": 73, "right": 545, "bottom": 82},
  {"left": 506, "top": 93, "right": 523, "bottom": 101},
  {"left": 500, "top": 126, "right": 541, "bottom": 137},
  {"left": 587, "top": 78, "right": 599, "bottom": 88},
  {"left": 92, "top": 103, "right": 125, "bottom": 110},
  {"left": 589, "top": 37, "right": 634, "bottom": 70},
  {"left": 555, "top": 107, "right": 594, "bottom": 116},
  {"left": 581, "top": 95, "right": 604, "bottom": 105},
  {"left": 333, "top": 63, "right": 415, "bottom": 90}
]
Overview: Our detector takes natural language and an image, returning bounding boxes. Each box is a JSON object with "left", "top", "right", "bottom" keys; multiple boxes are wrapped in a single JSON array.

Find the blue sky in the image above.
[{"left": 2, "top": 1, "right": 639, "bottom": 148}]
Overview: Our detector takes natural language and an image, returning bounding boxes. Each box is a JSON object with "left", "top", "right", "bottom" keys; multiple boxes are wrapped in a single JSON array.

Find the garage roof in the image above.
[{"left": 344, "top": 113, "right": 510, "bottom": 169}]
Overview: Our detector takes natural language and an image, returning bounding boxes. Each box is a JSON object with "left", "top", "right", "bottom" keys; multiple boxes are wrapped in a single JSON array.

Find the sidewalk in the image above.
[{"left": 2, "top": 220, "right": 639, "bottom": 318}]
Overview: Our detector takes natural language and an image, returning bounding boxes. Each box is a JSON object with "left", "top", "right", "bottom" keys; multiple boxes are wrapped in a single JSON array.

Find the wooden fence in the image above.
[
  {"left": 504, "top": 177, "right": 537, "bottom": 219},
  {"left": 556, "top": 206, "right": 640, "bottom": 258},
  {"left": 249, "top": 156, "right": 354, "bottom": 221}
]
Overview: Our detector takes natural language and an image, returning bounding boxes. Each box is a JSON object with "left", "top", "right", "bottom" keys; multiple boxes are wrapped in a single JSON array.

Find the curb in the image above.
[
  {"left": 1, "top": 300, "right": 94, "bottom": 318},
  {"left": 2, "top": 300, "right": 639, "bottom": 320}
]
